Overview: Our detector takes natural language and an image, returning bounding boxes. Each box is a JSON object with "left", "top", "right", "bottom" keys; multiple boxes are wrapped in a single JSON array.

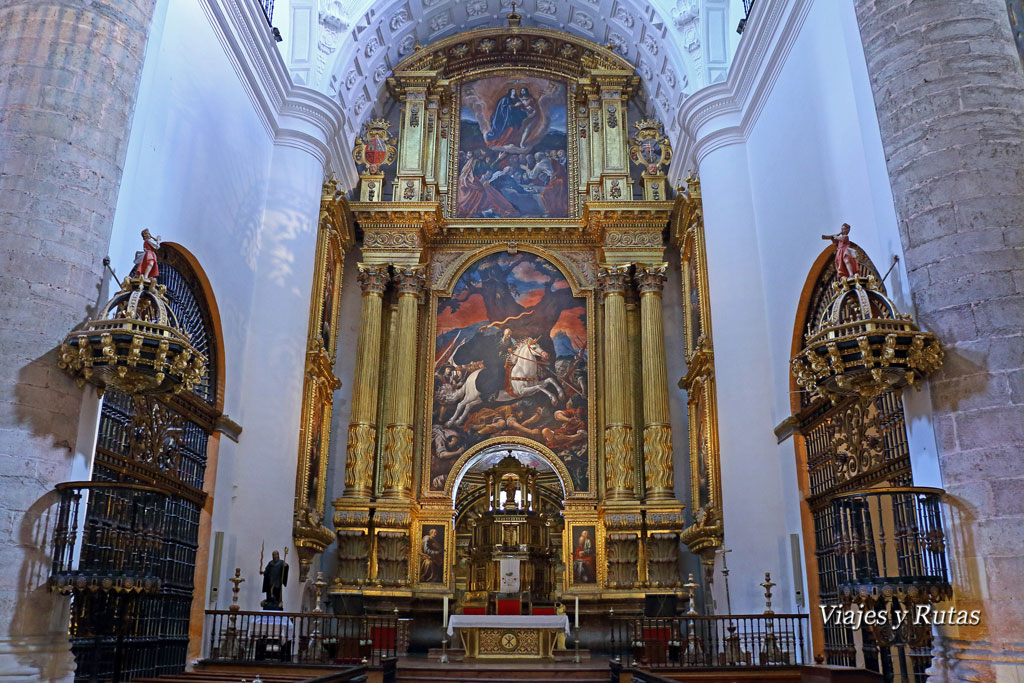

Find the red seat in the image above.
[
  {"left": 462, "top": 606, "right": 486, "bottom": 615},
  {"left": 370, "top": 625, "right": 396, "bottom": 650},
  {"left": 532, "top": 606, "right": 555, "bottom": 615},
  {"left": 496, "top": 598, "right": 521, "bottom": 615}
]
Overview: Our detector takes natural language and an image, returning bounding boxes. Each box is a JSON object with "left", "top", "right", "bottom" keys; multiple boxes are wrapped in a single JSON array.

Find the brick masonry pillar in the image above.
[
  {"left": 852, "top": 1, "right": 1024, "bottom": 679},
  {"left": 0, "top": 1, "right": 157, "bottom": 678}
]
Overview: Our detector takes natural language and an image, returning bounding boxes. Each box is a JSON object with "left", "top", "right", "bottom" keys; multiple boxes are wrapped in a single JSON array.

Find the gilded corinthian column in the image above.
[
  {"left": 599, "top": 265, "right": 636, "bottom": 500},
  {"left": 343, "top": 264, "right": 390, "bottom": 498},
  {"left": 635, "top": 264, "right": 674, "bottom": 499},
  {"left": 381, "top": 265, "right": 426, "bottom": 499}
]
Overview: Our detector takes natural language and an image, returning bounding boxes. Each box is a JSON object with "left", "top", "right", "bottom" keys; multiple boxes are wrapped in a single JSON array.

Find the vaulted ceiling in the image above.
[{"left": 283, "top": 0, "right": 740, "bottom": 152}]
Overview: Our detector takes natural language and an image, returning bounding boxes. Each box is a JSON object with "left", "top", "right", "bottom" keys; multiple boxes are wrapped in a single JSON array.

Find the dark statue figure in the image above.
[{"left": 261, "top": 550, "right": 289, "bottom": 611}]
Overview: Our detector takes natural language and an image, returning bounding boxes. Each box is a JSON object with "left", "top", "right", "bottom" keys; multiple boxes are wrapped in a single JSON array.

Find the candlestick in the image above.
[{"left": 574, "top": 595, "right": 579, "bottom": 628}]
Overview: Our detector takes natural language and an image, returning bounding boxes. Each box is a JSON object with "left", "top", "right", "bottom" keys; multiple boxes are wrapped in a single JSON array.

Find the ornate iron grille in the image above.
[
  {"left": 796, "top": 253, "right": 929, "bottom": 682},
  {"left": 70, "top": 252, "right": 217, "bottom": 682}
]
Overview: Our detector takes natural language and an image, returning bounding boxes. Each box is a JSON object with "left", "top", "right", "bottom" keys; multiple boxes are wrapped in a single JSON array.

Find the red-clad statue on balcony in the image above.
[
  {"left": 821, "top": 223, "right": 861, "bottom": 279},
  {"left": 133, "top": 228, "right": 162, "bottom": 280}
]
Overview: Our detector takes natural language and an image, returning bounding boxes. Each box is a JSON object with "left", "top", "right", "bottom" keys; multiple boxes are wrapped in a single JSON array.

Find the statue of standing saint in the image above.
[
  {"left": 821, "top": 223, "right": 861, "bottom": 279},
  {"left": 260, "top": 550, "right": 289, "bottom": 611}
]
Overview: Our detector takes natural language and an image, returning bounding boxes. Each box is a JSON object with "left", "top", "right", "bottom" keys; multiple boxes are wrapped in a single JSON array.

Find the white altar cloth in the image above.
[{"left": 447, "top": 614, "right": 570, "bottom": 637}]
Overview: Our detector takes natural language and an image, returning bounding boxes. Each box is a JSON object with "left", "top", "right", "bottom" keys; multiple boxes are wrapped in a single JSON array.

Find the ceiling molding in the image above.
[
  {"left": 669, "top": 0, "right": 814, "bottom": 182},
  {"left": 199, "top": 0, "right": 358, "bottom": 184},
  {"left": 299, "top": 0, "right": 707, "bottom": 151}
]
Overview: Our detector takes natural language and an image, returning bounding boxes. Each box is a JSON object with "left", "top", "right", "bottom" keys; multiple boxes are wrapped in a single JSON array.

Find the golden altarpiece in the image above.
[{"left": 295, "top": 19, "right": 706, "bottom": 615}]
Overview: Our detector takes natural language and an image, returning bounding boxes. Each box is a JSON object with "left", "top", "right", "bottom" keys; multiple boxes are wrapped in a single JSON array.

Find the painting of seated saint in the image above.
[{"left": 457, "top": 75, "right": 568, "bottom": 219}]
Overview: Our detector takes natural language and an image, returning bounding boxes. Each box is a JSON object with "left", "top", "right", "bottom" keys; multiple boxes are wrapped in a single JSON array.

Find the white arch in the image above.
[
  {"left": 448, "top": 443, "right": 567, "bottom": 507},
  {"left": 273, "top": 0, "right": 741, "bottom": 154}
]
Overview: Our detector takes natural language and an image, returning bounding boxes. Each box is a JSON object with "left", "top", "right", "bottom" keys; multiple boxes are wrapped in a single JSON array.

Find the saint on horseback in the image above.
[{"left": 446, "top": 334, "right": 564, "bottom": 428}]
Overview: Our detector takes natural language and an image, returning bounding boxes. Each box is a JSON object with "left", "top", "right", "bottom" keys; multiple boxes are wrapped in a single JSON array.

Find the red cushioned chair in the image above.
[
  {"left": 495, "top": 596, "right": 522, "bottom": 615},
  {"left": 462, "top": 606, "right": 487, "bottom": 615},
  {"left": 531, "top": 605, "right": 556, "bottom": 615}
]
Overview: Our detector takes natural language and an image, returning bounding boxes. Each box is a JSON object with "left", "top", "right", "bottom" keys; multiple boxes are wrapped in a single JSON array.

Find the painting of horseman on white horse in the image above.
[{"left": 431, "top": 252, "right": 589, "bottom": 492}]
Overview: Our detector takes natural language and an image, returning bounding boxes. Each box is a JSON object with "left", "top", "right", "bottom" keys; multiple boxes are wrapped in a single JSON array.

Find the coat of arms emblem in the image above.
[
  {"left": 628, "top": 119, "right": 673, "bottom": 175},
  {"left": 352, "top": 119, "right": 397, "bottom": 174}
]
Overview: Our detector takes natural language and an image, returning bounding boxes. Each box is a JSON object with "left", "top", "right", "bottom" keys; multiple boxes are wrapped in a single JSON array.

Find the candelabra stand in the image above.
[
  {"left": 440, "top": 604, "right": 449, "bottom": 664},
  {"left": 759, "top": 572, "right": 787, "bottom": 664},
  {"left": 224, "top": 568, "right": 245, "bottom": 659},
  {"left": 718, "top": 548, "right": 744, "bottom": 665},
  {"left": 307, "top": 572, "right": 328, "bottom": 662},
  {"left": 682, "top": 573, "right": 705, "bottom": 662}
]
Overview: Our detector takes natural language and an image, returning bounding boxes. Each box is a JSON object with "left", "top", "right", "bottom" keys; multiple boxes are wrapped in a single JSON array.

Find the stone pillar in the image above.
[
  {"left": 599, "top": 265, "right": 636, "bottom": 500},
  {"left": 380, "top": 265, "right": 425, "bottom": 499},
  {"left": 342, "top": 264, "right": 389, "bottom": 499},
  {"left": 852, "top": 1, "right": 1024, "bottom": 678},
  {"left": 0, "top": 1, "right": 157, "bottom": 677},
  {"left": 635, "top": 264, "right": 674, "bottom": 500}
]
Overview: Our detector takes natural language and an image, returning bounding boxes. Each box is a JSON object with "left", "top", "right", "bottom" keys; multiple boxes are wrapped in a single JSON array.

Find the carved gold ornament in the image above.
[
  {"left": 792, "top": 274, "right": 944, "bottom": 402},
  {"left": 58, "top": 276, "right": 206, "bottom": 396},
  {"left": 628, "top": 119, "right": 673, "bottom": 175}
]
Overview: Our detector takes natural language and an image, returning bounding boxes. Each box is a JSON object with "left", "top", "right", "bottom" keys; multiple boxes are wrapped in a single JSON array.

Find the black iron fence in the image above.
[
  {"left": 258, "top": 0, "right": 275, "bottom": 24},
  {"left": 205, "top": 611, "right": 406, "bottom": 666},
  {"left": 51, "top": 481, "right": 170, "bottom": 593},
  {"left": 831, "top": 487, "right": 950, "bottom": 599},
  {"left": 608, "top": 614, "right": 809, "bottom": 669},
  {"left": 737, "top": 0, "right": 757, "bottom": 33}
]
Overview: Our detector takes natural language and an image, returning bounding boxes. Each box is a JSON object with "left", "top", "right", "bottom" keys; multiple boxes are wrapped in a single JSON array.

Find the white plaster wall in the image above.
[
  {"left": 107, "top": 0, "right": 332, "bottom": 616},
  {"left": 690, "top": 0, "right": 941, "bottom": 617}
]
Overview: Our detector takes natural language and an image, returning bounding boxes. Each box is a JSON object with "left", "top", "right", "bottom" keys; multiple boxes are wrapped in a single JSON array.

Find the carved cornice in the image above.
[
  {"left": 391, "top": 25, "right": 636, "bottom": 82},
  {"left": 350, "top": 201, "right": 444, "bottom": 231},
  {"left": 671, "top": 0, "right": 814, "bottom": 178},
  {"left": 197, "top": 0, "right": 356, "bottom": 182},
  {"left": 584, "top": 201, "right": 675, "bottom": 231}
]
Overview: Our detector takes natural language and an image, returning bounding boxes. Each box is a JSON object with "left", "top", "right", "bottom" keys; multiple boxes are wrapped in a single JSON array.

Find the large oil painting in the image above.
[
  {"left": 456, "top": 75, "right": 568, "bottom": 218},
  {"left": 431, "top": 252, "right": 588, "bottom": 492}
]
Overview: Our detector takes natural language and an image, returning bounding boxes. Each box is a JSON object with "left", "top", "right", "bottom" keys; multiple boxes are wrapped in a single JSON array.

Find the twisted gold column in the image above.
[
  {"left": 599, "top": 265, "right": 635, "bottom": 500},
  {"left": 381, "top": 265, "right": 425, "bottom": 499},
  {"left": 342, "top": 264, "right": 390, "bottom": 498},
  {"left": 635, "top": 264, "right": 674, "bottom": 500}
]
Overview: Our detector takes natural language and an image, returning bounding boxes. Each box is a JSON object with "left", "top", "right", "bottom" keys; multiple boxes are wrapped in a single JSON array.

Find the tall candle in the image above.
[
  {"left": 574, "top": 596, "right": 579, "bottom": 629},
  {"left": 443, "top": 596, "right": 449, "bottom": 628}
]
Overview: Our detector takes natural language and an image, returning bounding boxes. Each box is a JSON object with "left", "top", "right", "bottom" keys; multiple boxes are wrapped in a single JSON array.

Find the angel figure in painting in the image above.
[
  {"left": 821, "top": 223, "right": 861, "bottom": 279},
  {"left": 134, "top": 229, "right": 162, "bottom": 279}
]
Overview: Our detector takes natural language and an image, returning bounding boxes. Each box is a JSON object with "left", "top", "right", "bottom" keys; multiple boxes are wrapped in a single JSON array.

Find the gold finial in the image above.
[{"left": 507, "top": 1, "right": 522, "bottom": 27}]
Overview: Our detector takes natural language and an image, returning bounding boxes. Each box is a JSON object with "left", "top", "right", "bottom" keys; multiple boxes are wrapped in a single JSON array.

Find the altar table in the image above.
[{"left": 447, "top": 615, "right": 571, "bottom": 659}]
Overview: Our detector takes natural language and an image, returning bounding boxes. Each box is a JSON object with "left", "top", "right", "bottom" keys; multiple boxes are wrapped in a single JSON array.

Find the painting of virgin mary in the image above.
[{"left": 457, "top": 75, "right": 568, "bottom": 218}]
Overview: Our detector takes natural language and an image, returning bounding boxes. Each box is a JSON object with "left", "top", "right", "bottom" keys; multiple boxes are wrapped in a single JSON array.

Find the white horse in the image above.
[{"left": 446, "top": 337, "right": 564, "bottom": 428}]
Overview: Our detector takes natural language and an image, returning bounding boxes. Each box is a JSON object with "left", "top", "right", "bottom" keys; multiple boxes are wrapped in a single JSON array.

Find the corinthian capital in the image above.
[
  {"left": 357, "top": 263, "right": 390, "bottom": 295},
  {"left": 635, "top": 263, "right": 668, "bottom": 294},
  {"left": 392, "top": 264, "right": 426, "bottom": 295},
  {"left": 597, "top": 264, "right": 632, "bottom": 296}
]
